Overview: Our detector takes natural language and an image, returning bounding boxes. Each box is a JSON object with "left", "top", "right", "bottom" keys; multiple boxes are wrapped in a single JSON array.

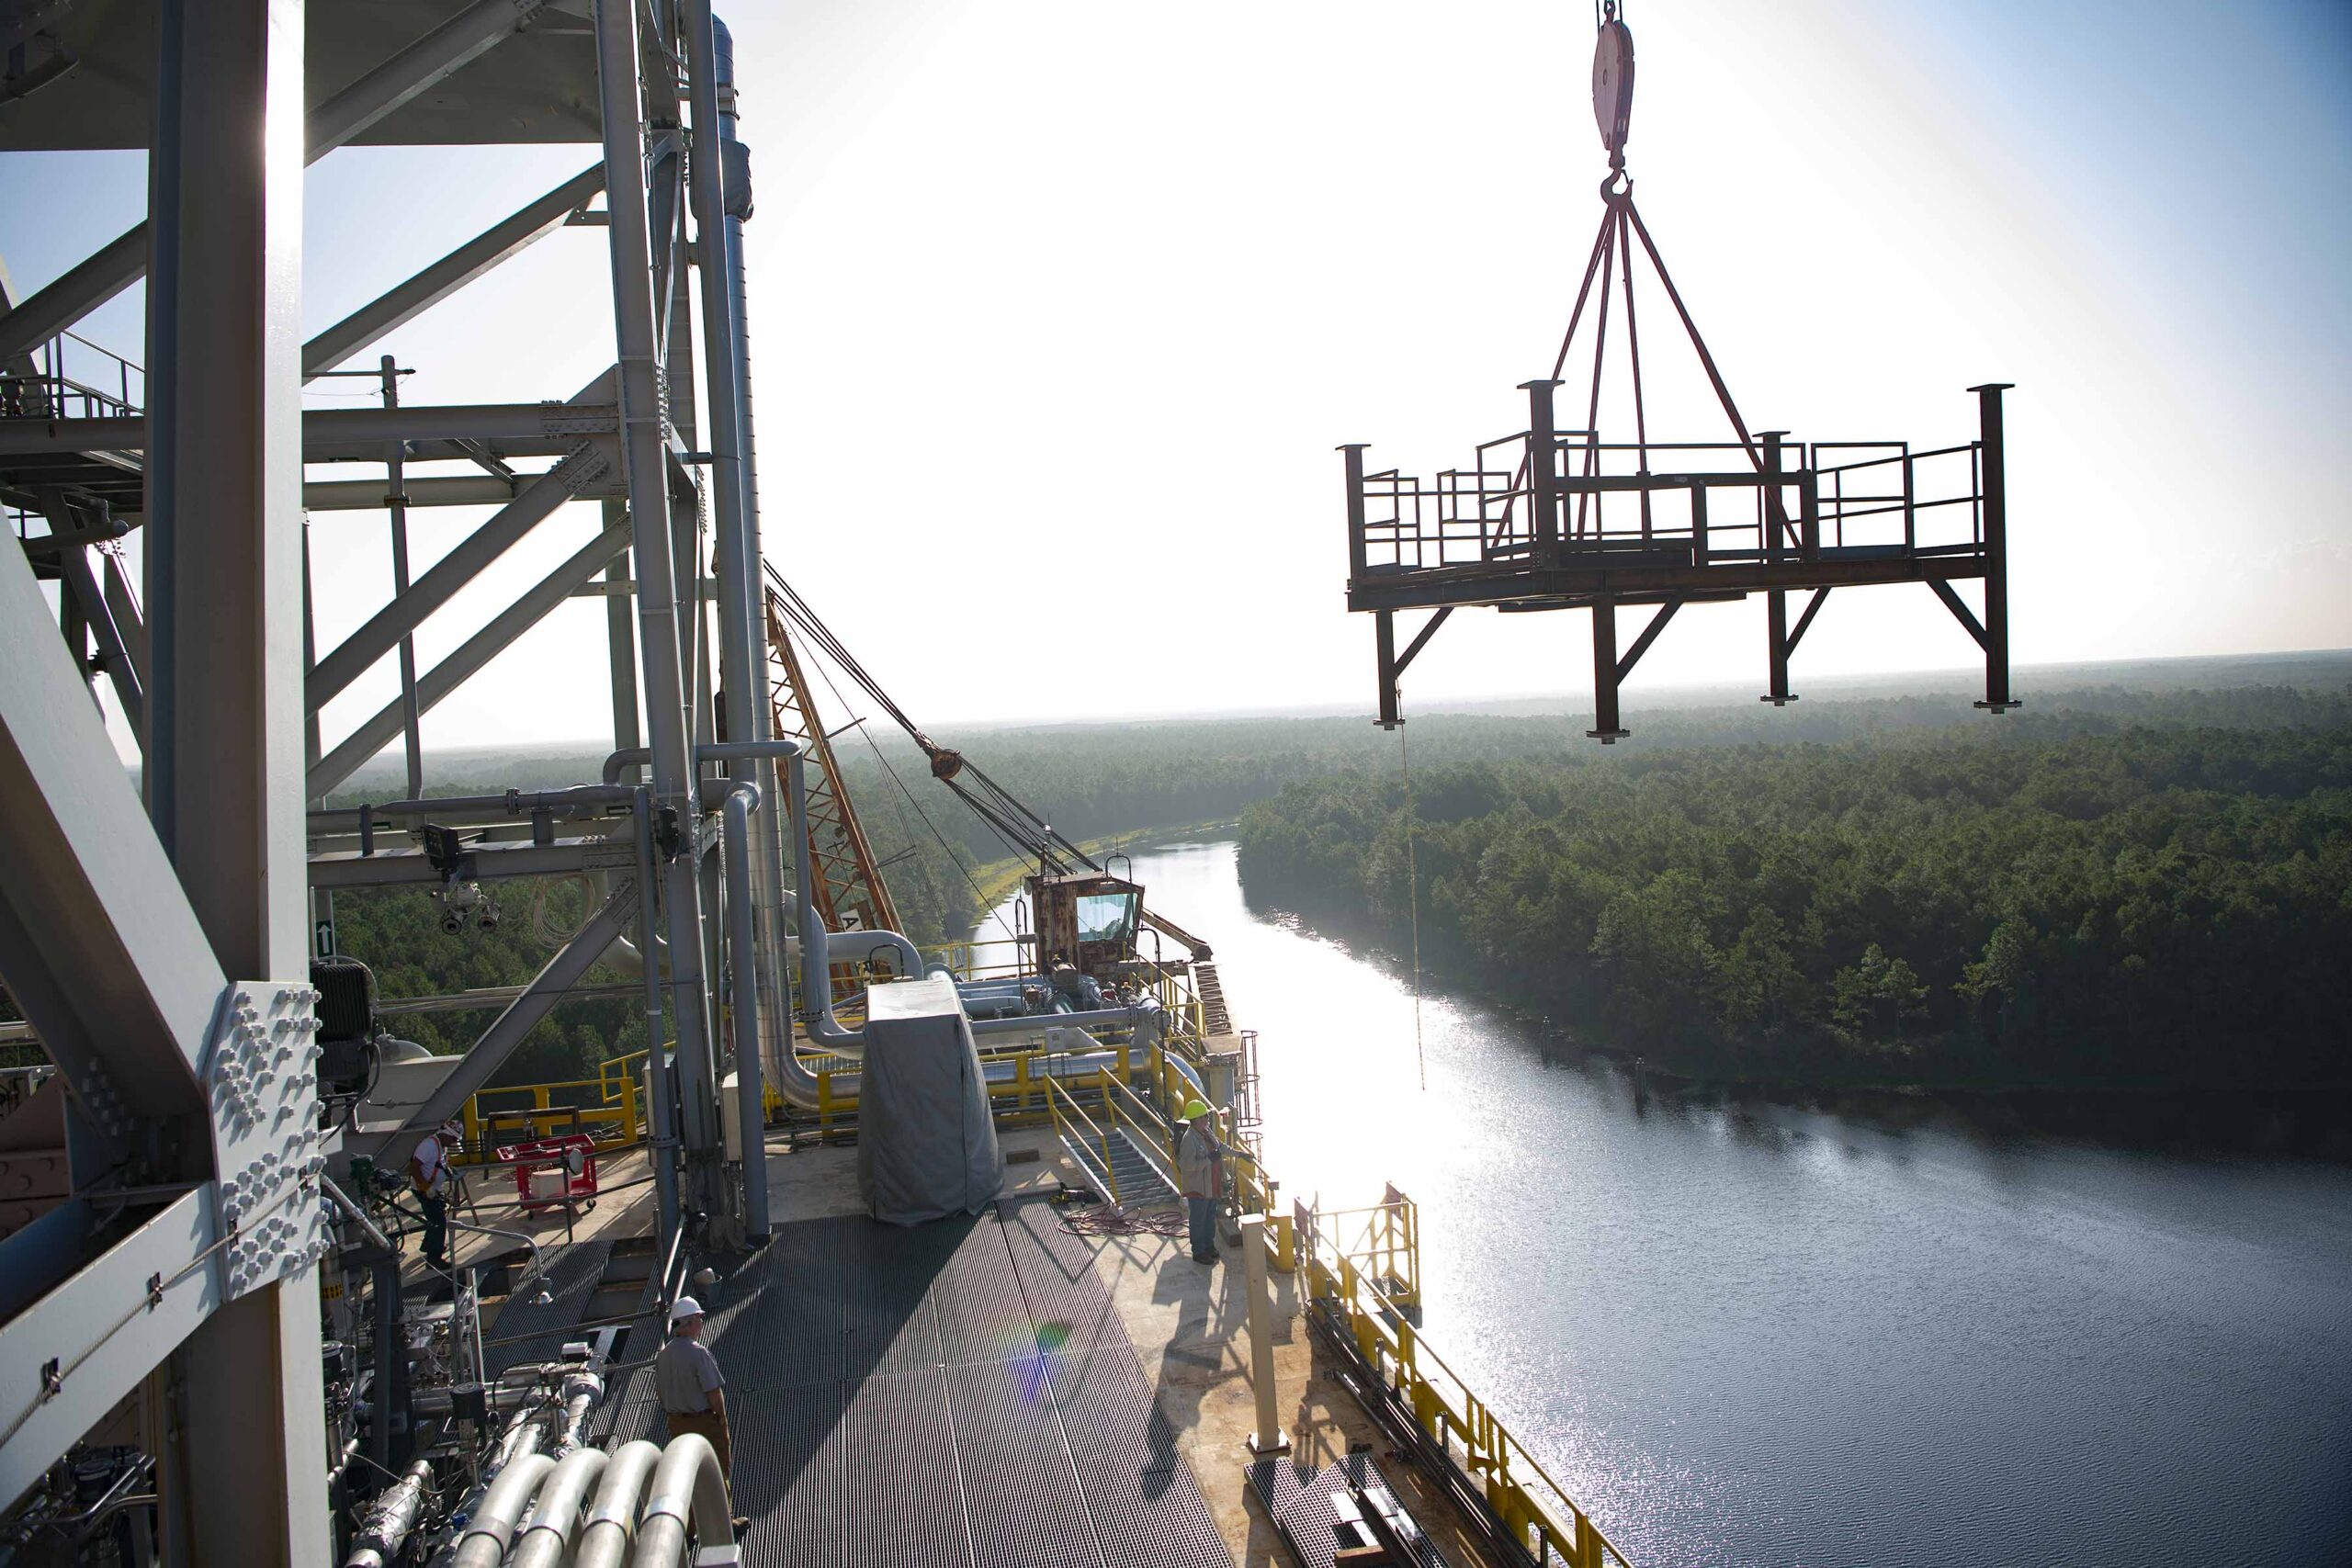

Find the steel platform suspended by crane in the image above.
[{"left": 1344, "top": 2, "right": 2018, "bottom": 740}]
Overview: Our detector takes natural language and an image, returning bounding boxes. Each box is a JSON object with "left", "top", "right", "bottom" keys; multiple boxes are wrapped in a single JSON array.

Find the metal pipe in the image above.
[
  {"left": 319, "top": 1171, "right": 390, "bottom": 1251},
  {"left": 596, "top": 0, "right": 722, "bottom": 1215},
  {"left": 716, "top": 779, "right": 769, "bottom": 1237},
  {"left": 632, "top": 787, "right": 682, "bottom": 1247},
  {"left": 626, "top": 1434, "right": 734, "bottom": 1568},
  {"left": 507, "top": 1445, "right": 610, "bottom": 1568},
  {"left": 342, "top": 1460, "right": 432, "bottom": 1568},
  {"left": 448, "top": 1450, "right": 556, "bottom": 1568},
  {"left": 571, "top": 1440, "right": 662, "bottom": 1568}
]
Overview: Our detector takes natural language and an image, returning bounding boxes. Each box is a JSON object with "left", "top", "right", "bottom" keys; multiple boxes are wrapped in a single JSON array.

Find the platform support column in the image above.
[
  {"left": 1241, "top": 1214, "right": 1288, "bottom": 1456},
  {"left": 1521, "top": 378, "right": 1563, "bottom": 561},
  {"left": 1970, "top": 383, "right": 2018, "bottom": 713},
  {"left": 1759, "top": 431, "right": 1797, "bottom": 706},
  {"left": 1588, "top": 596, "right": 1628, "bottom": 742},
  {"left": 144, "top": 0, "right": 331, "bottom": 1559}
]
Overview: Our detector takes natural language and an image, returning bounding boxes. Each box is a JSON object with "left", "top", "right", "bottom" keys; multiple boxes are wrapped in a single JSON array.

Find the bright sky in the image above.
[{"left": 4, "top": 0, "right": 2347, "bottom": 756}]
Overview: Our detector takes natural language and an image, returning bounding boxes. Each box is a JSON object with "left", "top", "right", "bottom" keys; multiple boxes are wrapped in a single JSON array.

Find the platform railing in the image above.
[
  {"left": 1355, "top": 432, "right": 1984, "bottom": 577},
  {"left": 458, "top": 1068, "right": 640, "bottom": 1157},
  {"left": 1296, "top": 1196, "right": 1633, "bottom": 1568},
  {"left": 1045, "top": 1073, "right": 1121, "bottom": 1205}
]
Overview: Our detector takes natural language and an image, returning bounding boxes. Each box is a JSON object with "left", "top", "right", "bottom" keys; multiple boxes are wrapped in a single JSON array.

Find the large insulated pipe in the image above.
[
  {"left": 571, "top": 1440, "right": 662, "bottom": 1568},
  {"left": 506, "top": 1446, "right": 611, "bottom": 1568},
  {"left": 343, "top": 1461, "right": 433, "bottom": 1568},
  {"left": 786, "top": 750, "right": 923, "bottom": 1047},
  {"left": 449, "top": 1450, "right": 557, "bottom": 1568},
  {"left": 716, "top": 778, "right": 770, "bottom": 1238},
  {"left": 626, "top": 1434, "right": 736, "bottom": 1568}
]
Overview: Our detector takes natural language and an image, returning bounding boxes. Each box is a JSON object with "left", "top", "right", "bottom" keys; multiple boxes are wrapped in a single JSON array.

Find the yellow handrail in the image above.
[
  {"left": 1045, "top": 1074, "right": 1120, "bottom": 1205},
  {"left": 1295, "top": 1198, "right": 1632, "bottom": 1568}
]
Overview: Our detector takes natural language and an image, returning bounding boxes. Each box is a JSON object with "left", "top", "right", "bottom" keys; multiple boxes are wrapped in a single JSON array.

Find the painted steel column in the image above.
[
  {"left": 1521, "top": 378, "right": 1563, "bottom": 560},
  {"left": 1759, "top": 431, "right": 1795, "bottom": 707},
  {"left": 684, "top": 0, "right": 768, "bottom": 1231},
  {"left": 605, "top": 507, "right": 642, "bottom": 758},
  {"left": 712, "top": 15, "right": 800, "bottom": 1169},
  {"left": 595, "top": 0, "right": 723, "bottom": 1213},
  {"left": 144, "top": 0, "right": 329, "bottom": 1558},
  {"left": 1970, "top": 383, "right": 2017, "bottom": 713},
  {"left": 382, "top": 355, "right": 424, "bottom": 798},
  {"left": 1588, "top": 596, "right": 1628, "bottom": 742}
]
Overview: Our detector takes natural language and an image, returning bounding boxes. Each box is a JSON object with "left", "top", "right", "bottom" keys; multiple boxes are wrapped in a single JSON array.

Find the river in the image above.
[{"left": 979, "top": 839, "right": 2352, "bottom": 1567}]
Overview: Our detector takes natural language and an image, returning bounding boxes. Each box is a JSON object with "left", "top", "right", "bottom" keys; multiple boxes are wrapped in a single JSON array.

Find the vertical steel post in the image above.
[
  {"left": 595, "top": 0, "right": 723, "bottom": 1212},
  {"left": 1970, "top": 383, "right": 2018, "bottom": 712},
  {"left": 1241, "top": 1214, "right": 1287, "bottom": 1455},
  {"left": 683, "top": 0, "right": 767, "bottom": 1238},
  {"left": 1341, "top": 443, "right": 1370, "bottom": 579},
  {"left": 1760, "top": 431, "right": 1795, "bottom": 706},
  {"left": 382, "top": 354, "right": 424, "bottom": 799},
  {"left": 1374, "top": 609, "right": 1400, "bottom": 729},
  {"left": 145, "top": 0, "right": 331, "bottom": 1558},
  {"left": 1520, "top": 379, "right": 1562, "bottom": 560},
  {"left": 603, "top": 509, "right": 640, "bottom": 757},
  {"left": 1588, "top": 597, "right": 1628, "bottom": 741}
]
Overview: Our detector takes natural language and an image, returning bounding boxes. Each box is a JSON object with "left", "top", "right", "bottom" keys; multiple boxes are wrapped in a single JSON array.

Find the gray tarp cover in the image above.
[{"left": 856, "top": 977, "right": 1004, "bottom": 1225}]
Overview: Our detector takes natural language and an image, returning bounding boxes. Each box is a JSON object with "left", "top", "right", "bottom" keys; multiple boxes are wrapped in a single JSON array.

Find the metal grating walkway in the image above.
[{"left": 600, "top": 1199, "right": 1233, "bottom": 1568}]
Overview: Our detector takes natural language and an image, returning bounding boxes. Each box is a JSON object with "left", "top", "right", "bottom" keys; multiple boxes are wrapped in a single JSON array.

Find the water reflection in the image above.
[{"left": 979, "top": 840, "right": 2352, "bottom": 1568}]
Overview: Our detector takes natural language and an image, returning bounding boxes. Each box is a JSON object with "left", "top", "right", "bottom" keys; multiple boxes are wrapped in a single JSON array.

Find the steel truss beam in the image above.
[
  {"left": 308, "top": 515, "right": 634, "bottom": 797},
  {"left": 306, "top": 396, "right": 616, "bottom": 711},
  {"left": 0, "top": 0, "right": 550, "bottom": 360},
  {"left": 0, "top": 399, "right": 619, "bottom": 457},
  {"left": 302, "top": 163, "right": 606, "bottom": 379}
]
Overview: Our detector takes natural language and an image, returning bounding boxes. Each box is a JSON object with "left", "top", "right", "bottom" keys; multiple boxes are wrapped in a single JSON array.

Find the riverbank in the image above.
[
  {"left": 962, "top": 816, "right": 1240, "bottom": 912},
  {"left": 1242, "top": 879, "right": 2352, "bottom": 1158}
]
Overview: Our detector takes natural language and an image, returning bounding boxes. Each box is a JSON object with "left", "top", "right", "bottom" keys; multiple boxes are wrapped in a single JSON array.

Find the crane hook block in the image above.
[{"left": 1592, "top": 13, "right": 1635, "bottom": 166}]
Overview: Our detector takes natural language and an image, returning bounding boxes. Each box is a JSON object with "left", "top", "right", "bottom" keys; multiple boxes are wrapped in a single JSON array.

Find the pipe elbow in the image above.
[{"left": 449, "top": 1451, "right": 557, "bottom": 1568}]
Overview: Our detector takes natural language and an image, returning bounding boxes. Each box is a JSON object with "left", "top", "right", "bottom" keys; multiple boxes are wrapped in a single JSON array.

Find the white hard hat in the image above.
[{"left": 668, "top": 1295, "right": 704, "bottom": 1324}]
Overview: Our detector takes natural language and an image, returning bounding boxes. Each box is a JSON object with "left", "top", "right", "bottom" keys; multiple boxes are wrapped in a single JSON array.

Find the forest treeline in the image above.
[
  {"left": 1236, "top": 692, "right": 2352, "bottom": 1090},
  {"left": 302, "top": 680, "right": 2351, "bottom": 1092}
]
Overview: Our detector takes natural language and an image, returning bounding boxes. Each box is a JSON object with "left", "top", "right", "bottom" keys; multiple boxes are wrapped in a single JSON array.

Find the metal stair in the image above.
[
  {"left": 1193, "top": 960, "right": 1234, "bottom": 1035},
  {"left": 1060, "top": 1122, "right": 1179, "bottom": 1209}
]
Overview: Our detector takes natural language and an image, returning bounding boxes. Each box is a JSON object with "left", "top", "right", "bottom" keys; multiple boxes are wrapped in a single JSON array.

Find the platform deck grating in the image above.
[
  {"left": 1247, "top": 1453, "right": 1453, "bottom": 1568},
  {"left": 483, "top": 1238, "right": 616, "bottom": 1376},
  {"left": 628, "top": 1199, "right": 1231, "bottom": 1567}
]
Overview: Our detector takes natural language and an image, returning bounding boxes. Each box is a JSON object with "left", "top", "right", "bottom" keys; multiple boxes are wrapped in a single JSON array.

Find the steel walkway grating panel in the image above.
[
  {"left": 944, "top": 1357, "right": 1100, "bottom": 1568},
  {"left": 841, "top": 1366, "right": 974, "bottom": 1568},
  {"left": 1000, "top": 1199, "right": 1125, "bottom": 1358},
  {"left": 1247, "top": 1454, "right": 1452, "bottom": 1568},
  {"left": 731, "top": 1379, "right": 849, "bottom": 1565},
  {"left": 677, "top": 1204, "right": 1233, "bottom": 1568},
  {"left": 933, "top": 1208, "right": 1040, "bottom": 1368},
  {"left": 485, "top": 1238, "right": 616, "bottom": 1376},
  {"left": 1047, "top": 1350, "right": 1231, "bottom": 1568}
]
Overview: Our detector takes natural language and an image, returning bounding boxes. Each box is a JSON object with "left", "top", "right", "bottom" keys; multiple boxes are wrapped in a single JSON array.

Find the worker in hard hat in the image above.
[
  {"left": 657, "top": 1297, "right": 752, "bottom": 1532},
  {"left": 408, "top": 1120, "right": 461, "bottom": 1271},
  {"left": 1176, "top": 1100, "right": 1231, "bottom": 1265}
]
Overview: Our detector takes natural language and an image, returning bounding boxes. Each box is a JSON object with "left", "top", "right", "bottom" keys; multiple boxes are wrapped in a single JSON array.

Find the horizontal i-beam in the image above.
[
  {"left": 308, "top": 518, "right": 633, "bottom": 798},
  {"left": 302, "top": 164, "right": 605, "bottom": 381},
  {"left": 0, "top": 0, "right": 546, "bottom": 359},
  {"left": 0, "top": 400, "right": 617, "bottom": 457}
]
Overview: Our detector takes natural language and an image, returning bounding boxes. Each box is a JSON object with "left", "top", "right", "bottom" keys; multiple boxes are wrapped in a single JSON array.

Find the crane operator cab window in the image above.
[{"left": 1076, "top": 890, "right": 1138, "bottom": 948}]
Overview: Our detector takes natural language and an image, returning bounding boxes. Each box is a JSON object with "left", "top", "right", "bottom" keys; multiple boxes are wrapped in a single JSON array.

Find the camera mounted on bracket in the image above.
[{"left": 420, "top": 823, "right": 501, "bottom": 935}]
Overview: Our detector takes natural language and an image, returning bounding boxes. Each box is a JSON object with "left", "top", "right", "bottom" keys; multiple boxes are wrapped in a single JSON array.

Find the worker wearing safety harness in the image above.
[
  {"left": 408, "top": 1119, "right": 460, "bottom": 1271},
  {"left": 657, "top": 1297, "right": 752, "bottom": 1532},
  {"left": 1176, "top": 1100, "right": 1230, "bottom": 1265}
]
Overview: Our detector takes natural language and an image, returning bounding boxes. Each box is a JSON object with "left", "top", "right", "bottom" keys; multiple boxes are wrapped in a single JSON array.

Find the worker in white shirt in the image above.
[
  {"left": 408, "top": 1120, "right": 460, "bottom": 1269},
  {"left": 657, "top": 1297, "right": 751, "bottom": 1532}
]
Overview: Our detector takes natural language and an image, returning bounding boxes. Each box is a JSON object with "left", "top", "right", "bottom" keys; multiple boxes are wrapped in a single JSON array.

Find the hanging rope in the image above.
[{"left": 1399, "top": 722, "right": 1428, "bottom": 1093}]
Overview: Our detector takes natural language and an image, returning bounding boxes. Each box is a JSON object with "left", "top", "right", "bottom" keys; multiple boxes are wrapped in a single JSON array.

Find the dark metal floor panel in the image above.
[
  {"left": 661, "top": 1201, "right": 1234, "bottom": 1568},
  {"left": 933, "top": 1208, "right": 1036, "bottom": 1368},
  {"left": 485, "top": 1238, "right": 616, "bottom": 1375},
  {"left": 841, "top": 1366, "right": 974, "bottom": 1568},
  {"left": 1047, "top": 1350, "right": 1232, "bottom": 1568},
  {"left": 1000, "top": 1199, "right": 1125, "bottom": 1358},
  {"left": 1246, "top": 1454, "right": 1452, "bottom": 1568},
  {"left": 732, "top": 1379, "right": 850, "bottom": 1566},
  {"left": 944, "top": 1357, "right": 1101, "bottom": 1568}
]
